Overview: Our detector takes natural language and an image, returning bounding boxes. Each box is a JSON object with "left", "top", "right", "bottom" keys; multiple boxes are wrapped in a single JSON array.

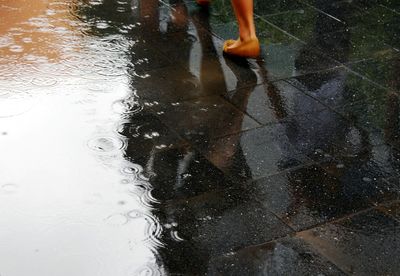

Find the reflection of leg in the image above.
[
  {"left": 223, "top": 0, "right": 260, "bottom": 58},
  {"left": 207, "top": 62, "right": 257, "bottom": 171},
  {"left": 171, "top": 1, "right": 189, "bottom": 29},
  {"left": 140, "top": 0, "right": 159, "bottom": 29},
  {"left": 191, "top": 7, "right": 227, "bottom": 94}
]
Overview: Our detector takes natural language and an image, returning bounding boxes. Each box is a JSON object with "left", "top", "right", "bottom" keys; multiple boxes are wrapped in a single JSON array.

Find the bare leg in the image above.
[{"left": 224, "top": 0, "right": 260, "bottom": 58}]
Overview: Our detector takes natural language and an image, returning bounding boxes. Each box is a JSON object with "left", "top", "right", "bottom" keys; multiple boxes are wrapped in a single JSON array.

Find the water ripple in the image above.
[
  {"left": 87, "top": 136, "right": 125, "bottom": 152},
  {"left": 126, "top": 210, "right": 163, "bottom": 247}
]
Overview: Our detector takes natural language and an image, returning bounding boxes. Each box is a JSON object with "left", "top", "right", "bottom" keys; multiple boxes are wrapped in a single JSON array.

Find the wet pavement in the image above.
[{"left": 1, "top": 0, "right": 400, "bottom": 275}]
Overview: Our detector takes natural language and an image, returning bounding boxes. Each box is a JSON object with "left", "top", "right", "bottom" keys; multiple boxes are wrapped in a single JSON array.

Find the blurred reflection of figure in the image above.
[
  {"left": 121, "top": 1, "right": 260, "bottom": 274},
  {"left": 284, "top": 0, "right": 400, "bottom": 219}
]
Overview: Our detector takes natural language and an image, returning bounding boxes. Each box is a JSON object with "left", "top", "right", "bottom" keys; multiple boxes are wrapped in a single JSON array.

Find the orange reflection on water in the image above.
[{"left": 0, "top": 0, "right": 79, "bottom": 63}]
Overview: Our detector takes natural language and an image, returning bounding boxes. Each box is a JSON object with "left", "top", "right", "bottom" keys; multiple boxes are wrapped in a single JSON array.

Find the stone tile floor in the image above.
[
  {"left": 136, "top": 0, "right": 400, "bottom": 274},
  {"left": 1, "top": 0, "right": 400, "bottom": 275}
]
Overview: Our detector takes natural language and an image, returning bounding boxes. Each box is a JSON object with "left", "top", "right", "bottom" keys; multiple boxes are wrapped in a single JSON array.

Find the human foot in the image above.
[
  {"left": 223, "top": 37, "right": 260, "bottom": 58},
  {"left": 196, "top": 0, "right": 211, "bottom": 6}
]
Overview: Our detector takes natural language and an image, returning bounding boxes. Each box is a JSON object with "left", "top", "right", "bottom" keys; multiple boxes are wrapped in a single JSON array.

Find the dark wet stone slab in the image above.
[
  {"left": 298, "top": 208, "right": 400, "bottom": 275},
  {"left": 314, "top": 31, "right": 397, "bottom": 63},
  {"left": 377, "top": 0, "right": 400, "bottom": 11},
  {"left": 146, "top": 28, "right": 224, "bottom": 70},
  {"left": 253, "top": 164, "right": 392, "bottom": 228},
  {"left": 223, "top": 81, "right": 326, "bottom": 125},
  {"left": 149, "top": 95, "right": 260, "bottom": 143},
  {"left": 132, "top": 65, "right": 218, "bottom": 101},
  {"left": 319, "top": 150, "right": 400, "bottom": 205},
  {"left": 154, "top": 183, "right": 293, "bottom": 275},
  {"left": 132, "top": 42, "right": 259, "bottom": 98},
  {"left": 286, "top": 68, "right": 400, "bottom": 146},
  {"left": 299, "top": 0, "right": 367, "bottom": 24},
  {"left": 282, "top": 47, "right": 341, "bottom": 78},
  {"left": 260, "top": 7, "right": 346, "bottom": 42},
  {"left": 352, "top": 13, "right": 400, "bottom": 50},
  {"left": 285, "top": 106, "right": 400, "bottom": 182},
  {"left": 286, "top": 67, "right": 388, "bottom": 109},
  {"left": 354, "top": 0, "right": 400, "bottom": 11},
  {"left": 347, "top": 54, "right": 400, "bottom": 93},
  {"left": 355, "top": 2, "right": 399, "bottom": 19},
  {"left": 273, "top": 109, "right": 361, "bottom": 161},
  {"left": 257, "top": 44, "right": 342, "bottom": 81},
  {"left": 254, "top": 0, "right": 306, "bottom": 16},
  {"left": 208, "top": 236, "right": 345, "bottom": 275},
  {"left": 131, "top": 147, "right": 231, "bottom": 202},
  {"left": 197, "top": 122, "right": 312, "bottom": 182},
  {"left": 335, "top": 90, "right": 400, "bottom": 148},
  {"left": 377, "top": 200, "right": 400, "bottom": 221},
  {"left": 379, "top": 1, "right": 400, "bottom": 13},
  {"left": 129, "top": 44, "right": 174, "bottom": 73},
  {"left": 117, "top": 112, "right": 187, "bottom": 158}
]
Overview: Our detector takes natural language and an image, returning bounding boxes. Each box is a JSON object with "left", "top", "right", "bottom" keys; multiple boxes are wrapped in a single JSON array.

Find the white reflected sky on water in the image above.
[{"left": 0, "top": 1, "right": 162, "bottom": 275}]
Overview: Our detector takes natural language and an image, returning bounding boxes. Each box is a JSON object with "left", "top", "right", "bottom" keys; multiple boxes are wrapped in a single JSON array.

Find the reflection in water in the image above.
[
  {"left": 1, "top": 0, "right": 400, "bottom": 275},
  {"left": 0, "top": 0, "right": 163, "bottom": 275}
]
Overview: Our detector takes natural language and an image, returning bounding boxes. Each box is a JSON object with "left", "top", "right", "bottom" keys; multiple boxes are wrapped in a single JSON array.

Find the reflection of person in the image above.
[{"left": 197, "top": 0, "right": 260, "bottom": 58}]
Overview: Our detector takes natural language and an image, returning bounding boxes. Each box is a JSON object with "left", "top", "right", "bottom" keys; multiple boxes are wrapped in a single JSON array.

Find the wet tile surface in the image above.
[
  {"left": 348, "top": 54, "right": 400, "bottom": 93},
  {"left": 209, "top": 236, "right": 345, "bottom": 275},
  {"left": 223, "top": 81, "right": 326, "bottom": 125},
  {"left": 153, "top": 183, "right": 293, "bottom": 275},
  {"left": 298, "top": 209, "right": 400, "bottom": 275},
  {"left": 250, "top": 164, "right": 395, "bottom": 230},
  {"left": 2, "top": 0, "right": 400, "bottom": 274},
  {"left": 378, "top": 200, "right": 400, "bottom": 221},
  {"left": 149, "top": 95, "right": 260, "bottom": 143},
  {"left": 198, "top": 122, "right": 312, "bottom": 182}
]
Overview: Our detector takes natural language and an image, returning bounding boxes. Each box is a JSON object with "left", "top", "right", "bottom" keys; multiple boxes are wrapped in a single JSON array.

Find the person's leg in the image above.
[{"left": 223, "top": 0, "right": 260, "bottom": 58}]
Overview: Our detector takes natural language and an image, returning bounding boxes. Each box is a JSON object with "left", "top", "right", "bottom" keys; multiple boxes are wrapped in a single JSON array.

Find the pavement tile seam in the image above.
[
  {"left": 253, "top": 14, "right": 398, "bottom": 70},
  {"left": 248, "top": 163, "right": 386, "bottom": 229},
  {"left": 279, "top": 76, "right": 347, "bottom": 113},
  {"left": 199, "top": 142, "right": 316, "bottom": 183},
  {"left": 295, "top": 0, "right": 345, "bottom": 24},
  {"left": 253, "top": 14, "right": 305, "bottom": 44},
  {"left": 218, "top": 94, "right": 267, "bottom": 126},
  {"left": 281, "top": 66, "right": 392, "bottom": 111},
  {"left": 271, "top": 64, "right": 346, "bottom": 82},
  {"left": 161, "top": 183, "right": 298, "bottom": 234},
  {"left": 343, "top": 68, "right": 399, "bottom": 94},
  {"left": 382, "top": 5, "right": 400, "bottom": 16},
  {"left": 211, "top": 234, "right": 351, "bottom": 276},
  {"left": 303, "top": 49, "right": 355, "bottom": 72},
  {"left": 376, "top": 199, "right": 400, "bottom": 222},
  {"left": 296, "top": 207, "right": 400, "bottom": 275},
  {"left": 221, "top": 81, "right": 330, "bottom": 126},
  {"left": 293, "top": 204, "right": 377, "bottom": 231}
]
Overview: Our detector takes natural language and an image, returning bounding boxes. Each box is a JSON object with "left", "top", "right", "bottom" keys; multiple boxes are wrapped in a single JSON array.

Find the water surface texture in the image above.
[{"left": 1, "top": 0, "right": 400, "bottom": 275}]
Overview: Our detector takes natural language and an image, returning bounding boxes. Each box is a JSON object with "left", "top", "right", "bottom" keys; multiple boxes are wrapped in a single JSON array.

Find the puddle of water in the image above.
[{"left": 0, "top": 0, "right": 165, "bottom": 275}]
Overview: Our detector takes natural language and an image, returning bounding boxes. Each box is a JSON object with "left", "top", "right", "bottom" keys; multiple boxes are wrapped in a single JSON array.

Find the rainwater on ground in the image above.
[{"left": 0, "top": 0, "right": 400, "bottom": 275}]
